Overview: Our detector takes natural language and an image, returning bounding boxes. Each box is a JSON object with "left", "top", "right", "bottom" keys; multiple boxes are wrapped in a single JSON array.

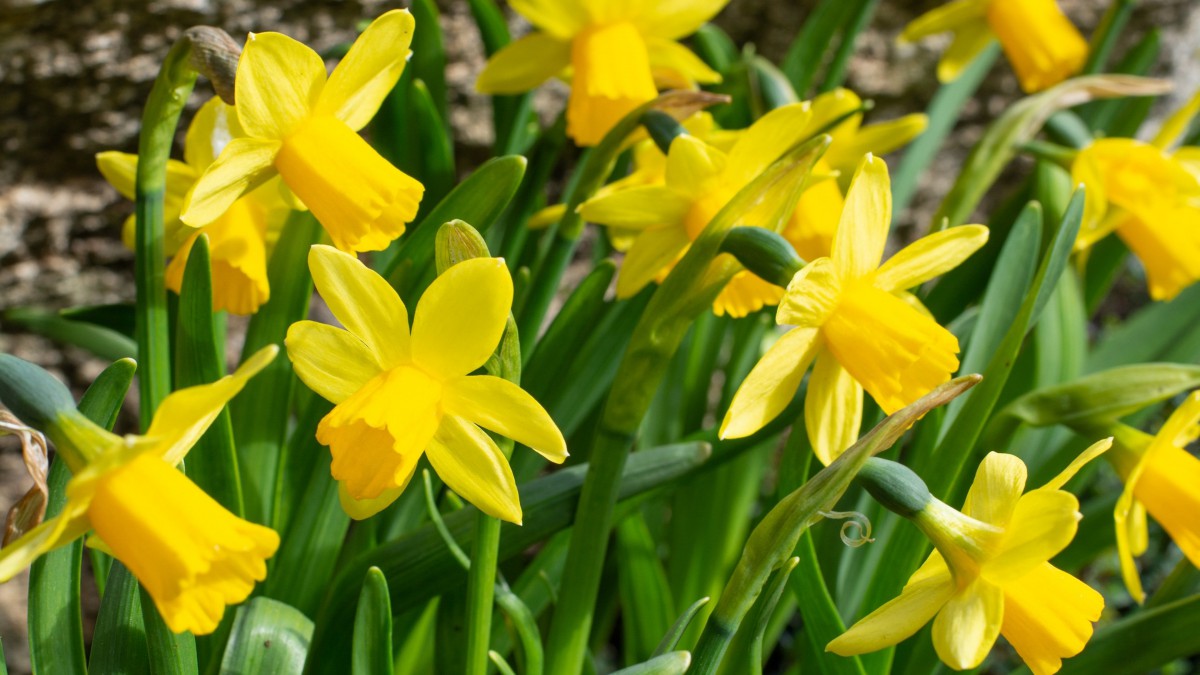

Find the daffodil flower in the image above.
[
  {"left": 182, "top": 10, "right": 424, "bottom": 253},
  {"left": 475, "top": 0, "right": 727, "bottom": 145},
  {"left": 285, "top": 246, "right": 567, "bottom": 523},
  {"left": 720, "top": 156, "right": 988, "bottom": 464},
  {"left": 578, "top": 103, "right": 817, "bottom": 317},
  {"left": 1071, "top": 93, "right": 1200, "bottom": 301},
  {"left": 901, "top": 0, "right": 1087, "bottom": 93},
  {"left": 0, "top": 347, "right": 280, "bottom": 635},
  {"left": 98, "top": 98, "right": 289, "bottom": 314},
  {"left": 1107, "top": 391, "right": 1200, "bottom": 603},
  {"left": 829, "top": 441, "right": 1111, "bottom": 674}
]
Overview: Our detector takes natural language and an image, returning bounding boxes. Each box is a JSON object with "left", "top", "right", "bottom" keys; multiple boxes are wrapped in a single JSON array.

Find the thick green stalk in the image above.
[{"left": 464, "top": 454, "right": 508, "bottom": 675}]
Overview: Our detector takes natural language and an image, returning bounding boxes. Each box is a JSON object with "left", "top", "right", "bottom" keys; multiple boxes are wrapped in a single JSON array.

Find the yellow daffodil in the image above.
[
  {"left": 98, "top": 98, "right": 288, "bottom": 314},
  {"left": 901, "top": 0, "right": 1087, "bottom": 93},
  {"left": 578, "top": 103, "right": 817, "bottom": 317},
  {"left": 1071, "top": 94, "right": 1200, "bottom": 301},
  {"left": 720, "top": 156, "right": 987, "bottom": 464},
  {"left": 1107, "top": 391, "right": 1200, "bottom": 603},
  {"left": 0, "top": 347, "right": 280, "bottom": 635},
  {"left": 182, "top": 10, "right": 424, "bottom": 253},
  {"left": 475, "top": 0, "right": 727, "bottom": 145},
  {"left": 285, "top": 246, "right": 567, "bottom": 523},
  {"left": 830, "top": 441, "right": 1111, "bottom": 674}
]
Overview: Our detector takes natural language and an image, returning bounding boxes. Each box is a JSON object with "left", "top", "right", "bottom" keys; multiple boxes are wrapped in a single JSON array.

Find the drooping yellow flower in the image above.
[
  {"left": 1107, "top": 391, "right": 1200, "bottom": 603},
  {"left": 829, "top": 442, "right": 1110, "bottom": 674},
  {"left": 1071, "top": 94, "right": 1200, "bottom": 301},
  {"left": 720, "top": 156, "right": 988, "bottom": 464},
  {"left": 182, "top": 10, "right": 424, "bottom": 253},
  {"left": 98, "top": 98, "right": 288, "bottom": 315},
  {"left": 0, "top": 347, "right": 281, "bottom": 635},
  {"left": 475, "top": 0, "right": 727, "bottom": 145},
  {"left": 578, "top": 103, "right": 818, "bottom": 317},
  {"left": 285, "top": 246, "right": 567, "bottom": 523},
  {"left": 901, "top": 0, "right": 1087, "bottom": 93}
]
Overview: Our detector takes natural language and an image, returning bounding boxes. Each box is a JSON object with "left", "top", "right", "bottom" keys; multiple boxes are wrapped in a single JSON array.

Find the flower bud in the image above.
[{"left": 720, "top": 226, "right": 805, "bottom": 288}]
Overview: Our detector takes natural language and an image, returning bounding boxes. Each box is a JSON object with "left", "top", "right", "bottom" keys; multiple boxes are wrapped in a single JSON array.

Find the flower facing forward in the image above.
[
  {"left": 720, "top": 156, "right": 987, "bottom": 464},
  {"left": 1071, "top": 94, "right": 1200, "bottom": 301},
  {"left": 476, "top": 0, "right": 726, "bottom": 145},
  {"left": 183, "top": 10, "right": 424, "bottom": 253},
  {"left": 0, "top": 347, "right": 281, "bottom": 634},
  {"left": 829, "top": 442, "right": 1111, "bottom": 674},
  {"left": 285, "top": 246, "right": 567, "bottom": 523},
  {"left": 901, "top": 0, "right": 1087, "bottom": 93},
  {"left": 98, "top": 98, "right": 289, "bottom": 314},
  {"left": 1106, "top": 391, "right": 1200, "bottom": 603},
  {"left": 578, "top": 103, "right": 817, "bottom": 317}
]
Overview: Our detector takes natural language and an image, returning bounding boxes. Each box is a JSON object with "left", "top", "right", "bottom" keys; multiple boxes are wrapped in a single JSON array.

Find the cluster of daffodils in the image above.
[{"left": 1, "top": 1, "right": 1198, "bottom": 674}]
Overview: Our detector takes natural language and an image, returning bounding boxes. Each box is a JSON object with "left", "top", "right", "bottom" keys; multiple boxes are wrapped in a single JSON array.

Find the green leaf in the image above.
[
  {"left": 780, "top": 0, "right": 854, "bottom": 97},
  {"left": 617, "top": 513, "right": 677, "bottom": 665},
  {"left": 4, "top": 307, "right": 137, "bottom": 362},
  {"left": 789, "top": 531, "right": 865, "bottom": 675},
  {"left": 411, "top": 78, "right": 455, "bottom": 206},
  {"left": 654, "top": 597, "right": 711, "bottom": 657},
  {"left": 352, "top": 568, "right": 393, "bottom": 675},
  {"left": 1087, "top": 282, "right": 1200, "bottom": 371},
  {"left": 818, "top": 0, "right": 880, "bottom": 93},
  {"left": 692, "top": 24, "right": 737, "bottom": 75},
  {"left": 409, "top": 0, "right": 447, "bottom": 126},
  {"left": 220, "top": 598, "right": 313, "bottom": 675},
  {"left": 1081, "top": 0, "right": 1138, "bottom": 75},
  {"left": 1056, "top": 595, "right": 1200, "bottom": 675},
  {"left": 611, "top": 651, "right": 692, "bottom": 675},
  {"left": 89, "top": 564, "right": 150, "bottom": 675},
  {"left": 1081, "top": 29, "right": 1160, "bottom": 134},
  {"left": 59, "top": 303, "right": 136, "bottom": 338},
  {"left": 29, "top": 358, "right": 135, "bottom": 675}
]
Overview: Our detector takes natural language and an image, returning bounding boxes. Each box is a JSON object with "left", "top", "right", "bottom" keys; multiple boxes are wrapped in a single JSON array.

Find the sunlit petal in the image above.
[
  {"left": 426, "top": 415, "right": 522, "bottom": 524},
  {"left": 285, "top": 321, "right": 381, "bottom": 405},
  {"left": 308, "top": 245, "right": 411, "bottom": 368},
  {"left": 805, "top": 351, "right": 863, "bottom": 466},
  {"left": 317, "top": 9, "right": 416, "bottom": 131},
  {"left": 443, "top": 375, "right": 567, "bottom": 464},
  {"left": 720, "top": 327, "right": 820, "bottom": 439},
  {"left": 411, "top": 257, "right": 513, "bottom": 378}
]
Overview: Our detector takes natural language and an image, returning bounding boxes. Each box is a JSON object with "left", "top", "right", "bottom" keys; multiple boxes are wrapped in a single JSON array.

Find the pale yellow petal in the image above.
[
  {"left": 987, "top": 490, "right": 1080, "bottom": 583},
  {"left": 185, "top": 97, "right": 244, "bottom": 170},
  {"left": 578, "top": 186, "right": 692, "bottom": 229},
  {"left": 1154, "top": 92, "right": 1200, "bottom": 150},
  {"left": 646, "top": 37, "right": 721, "bottom": 88},
  {"left": 411, "top": 257, "right": 513, "bottom": 379},
  {"left": 961, "top": 451, "right": 1027, "bottom": 527},
  {"left": 875, "top": 225, "right": 989, "bottom": 292},
  {"left": 1039, "top": 438, "right": 1111, "bottom": 491},
  {"left": 665, "top": 135, "right": 728, "bottom": 197},
  {"left": 720, "top": 327, "right": 820, "bottom": 439},
  {"left": 804, "top": 350, "right": 863, "bottom": 466},
  {"left": 317, "top": 10, "right": 416, "bottom": 131},
  {"left": 937, "top": 19, "right": 995, "bottom": 83},
  {"left": 510, "top": 0, "right": 588, "bottom": 39},
  {"left": 776, "top": 257, "right": 842, "bottom": 328},
  {"left": 285, "top": 321, "right": 382, "bottom": 405},
  {"left": 615, "top": 226, "right": 690, "bottom": 298},
  {"left": 181, "top": 137, "right": 280, "bottom": 227},
  {"left": 338, "top": 476, "right": 410, "bottom": 521},
  {"left": 633, "top": 0, "right": 731, "bottom": 40},
  {"left": 931, "top": 579, "right": 1003, "bottom": 671},
  {"left": 1001, "top": 563, "right": 1103, "bottom": 675},
  {"left": 0, "top": 507, "right": 90, "bottom": 582},
  {"left": 726, "top": 103, "right": 814, "bottom": 188},
  {"left": 148, "top": 345, "right": 278, "bottom": 466},
  {"left": 476, "top": 32, "right": 572, "bottom": 94},
  {"left": 832, "top": 155, "right": 891, "bottom": 280},
  {"left": 96, "top": 151, "right": 141, "bottom": 200},
  {"left": 827, "top": 572, "right": 955, "bottom": 656},
  {"left": 901, "top": 0, "right": 990, "bottom": 42},
  {"left": 824, "top": 114, "right": 930, "bottom": 177},
  {"left": 427, "top": 415, "right": 522, "bottom": 524},
  {"left": 308, "top": 244, "right": 411, "bottom": 369},
  {"left": 1113, "top": 475, "right": 1146, "bottom": 603},
  {"left": 236, "top": 31, "right": 326, "bottom": 139},
  {"left": 443, "top": 375, "right": 567, "bottom": 463}
]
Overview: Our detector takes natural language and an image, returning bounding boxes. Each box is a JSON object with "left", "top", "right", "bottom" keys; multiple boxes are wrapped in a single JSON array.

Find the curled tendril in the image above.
[{"left": 819, "top": 510, "right": 875, "bottom": 548}]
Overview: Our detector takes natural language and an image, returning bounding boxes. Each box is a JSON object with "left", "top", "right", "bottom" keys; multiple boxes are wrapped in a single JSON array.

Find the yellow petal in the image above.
[
  {"left": 316, "top": 9, "right": 416, "bottom": 131},
  {"left": 307, "top": 244, "right": 411, "bottom": 369},
  {"left": 633, "top": 0, "right": 731, "bottom": 40},
  {"left": 476, "top": 32, "right": 572, "bottom": 94},
  {"left": 875, "top": 225, "right": 989, "bottom": 292},
  {"left": 88, "top": 453, "right": 279, "bottom": 635},
  {"left": 1113, "top": 475, "right": 1146, "bottom": 603},
  {"left": 96, "top": 150, "right": 141, "bottom": 200},
  {"left": 646, "top": 36, "right": 721, "bottom": 88},
  {"left": 166, "top": 201, "right": 272, "bottom": 315},
  {"left": 567, "top": 21, "right": 658, "bottom": 146},
  {"left": 931, "top": 579, "right": 1003, "bottom": 671},
  {"left": 805, "top": 350, "right": 863, "bottom": 466},
  {"left": 937, "top": 19, "right": 995, "bottom": 83},
  {"left": 987, "top": 489, "right": 1080, "bottom": 582},
  {"left": 1039, "top": 437, "right": 1111, "bottom": 491},
  {"left": 426, "top": 415, "right": 523, "bottom": 524},
  {"left": 443, "top": 375, "right": 567, "bottom": 463},
  {"left": 578, "top": 186, "right": 693, "bottom": 229},
  {"left": 1134, "top": 442, "right": 1200, "bottom": 571},
  {"left": 285, "top": 321, "right": 382, "bottom": 404},
  {"left": 828, "top": 572, "right": 956, "bottom": 656},
  {"left": 720, "top": 327, "right": 820, "bottom": 439},
  {"left": 776, "top": 257, "right": 842, "bottom": 327},
  {"left": 0, "top": 506, "right": 90, "bottom": 582},
  {"left": 832, "top": 155, "right": 891, "bottom": 280},
  {"left": 1001, "top": 563, "right": 1103, "bottom": 675},
  {"left": 1117, "top": 204, "right": 1200, "bottom": 301},
  {"left": 275, "top": 115, "right": 422, "bottom": 253},
  {"left": 961, "top": 451, "right": 1027, "bottom": 527},
  {"left": 149, "top": 346, "right": 278, "bottom": 466},
  {"left": 725, "top": 103, "right": 814, "bottom": 188},
  {"left": 185, "top": 97, "right": 244, "bottom": 170},
  {"left": 986, "top": 0, "right": 1087, "bottom": 93},
  {"left": 901, "top": 0, "right": 990, "bottom": 42},
  {"left": 711, "top": 271, "right": 785, "bottom": 318},
  {"left": 236, "top": 31, "right": 326, "bottom": 139},
  {"left": 1154, "top": 91, "right": 1200, "bottom": 150},
  {"left": 665, "top": 135, "right": 728, "bottom": 197},
  {"left": 411, "top": 257, "right": 513, "bottom": 378},
  {"left": 615, "top": 226, "right": 690, "bottom": 299},
  {"left": 824, "top": 114, "right": 930, "bottom": 178},
  {"left": 510, "top": 0, "right": 588, "bottom": 39},
  {"left": 181, "top": 137, "right": 280, "bottom": 227},
  {"left": 782, "top": 174, "right": 843, "bottom": 263},
  {"left": 338, "top": 475, "right": 412, "bottom": 521}
]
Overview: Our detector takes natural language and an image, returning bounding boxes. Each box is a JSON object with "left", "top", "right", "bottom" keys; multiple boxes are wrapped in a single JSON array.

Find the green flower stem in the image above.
[{"left": 465, "top": 448, "right": 510, "bottom": 675}]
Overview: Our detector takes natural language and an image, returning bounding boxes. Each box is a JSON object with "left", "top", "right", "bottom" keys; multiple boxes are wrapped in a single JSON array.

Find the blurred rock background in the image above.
[{"left": 0, "top": 0, "right": 1197, "bottom": 671}]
